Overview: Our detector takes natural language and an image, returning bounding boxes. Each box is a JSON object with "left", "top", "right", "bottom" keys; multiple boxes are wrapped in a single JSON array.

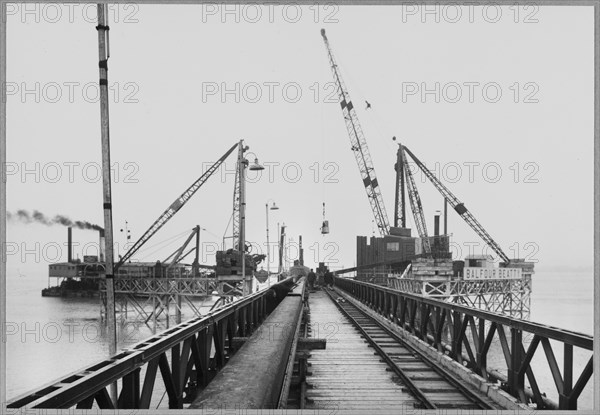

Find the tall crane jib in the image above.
[
  {"left": 320, "top": 29, "right": 390, "bottom": 236},
  {"left": 402, "top": 145, "right": 511, "bottom": 264},
  {"left": 115, "top": 142, "right": 238, "bottom": 270}
]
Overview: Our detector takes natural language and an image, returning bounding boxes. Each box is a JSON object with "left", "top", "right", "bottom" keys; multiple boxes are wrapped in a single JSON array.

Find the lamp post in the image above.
[
  {"left": 239, "top": 143, "right": 264, "bottom": 296},
  {"left": 193, "top": 225, "right": 207, "bottom": 277},
  {"left": 119, "top": 220, "right": 131, "bottom": 258},
  {"left": 265, "top": 200, "right": 279, "bottom": 286}
]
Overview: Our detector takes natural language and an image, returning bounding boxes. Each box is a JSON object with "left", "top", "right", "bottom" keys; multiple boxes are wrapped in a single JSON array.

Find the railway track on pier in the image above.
[{"left": 322, "top": 288, "right": 498, "bottom": 410}]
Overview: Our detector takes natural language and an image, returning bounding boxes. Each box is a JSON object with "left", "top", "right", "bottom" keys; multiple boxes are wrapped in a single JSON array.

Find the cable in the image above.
[
  {"left": 137, "top": 229, "right": 191, "bottom": 255},
  {"left": 138, "top": 232, "right": 190, "bottom": 261}
]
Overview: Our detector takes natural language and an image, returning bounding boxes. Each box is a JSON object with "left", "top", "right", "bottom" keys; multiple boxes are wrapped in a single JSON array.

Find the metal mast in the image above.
[
  {"left": 95, "top": 4, "right": 117, "bottom": 403},
  {"left": 394, "top": 140, "right": 406, "bottom": 228},
  {"left": 399, "top": 144, "right": 431, "bottom": 255},
  {"left": 403, "top": 145, "right": 510, "bottom": 264},
  {"left": 232, "top": 142, "right": 243, "bottom": 251},
  {"left": 321, "top": 29, "right": 390, "bottom": 236}
]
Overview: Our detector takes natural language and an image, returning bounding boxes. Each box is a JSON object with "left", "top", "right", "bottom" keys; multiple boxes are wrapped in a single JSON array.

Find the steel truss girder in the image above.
[
  {"left": 8, "top": 287, "right": 271, "bottom": 410},
  {"left": 335, "top": 277, "right": 592, "bottom": 410}
]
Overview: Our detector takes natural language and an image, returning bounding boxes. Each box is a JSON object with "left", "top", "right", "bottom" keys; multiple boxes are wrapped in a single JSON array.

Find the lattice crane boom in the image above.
[
  {"left": 394, "top": 140, "right": 406, "bottom": 228},
  {"left": 231, "top": 143, "right": 242, "bottom": 251},
  {"left": 399, "top": 144, "right": 431, "bottom": 254},
  {"left": 321, "top": 29, "right": 390, "bottom": 236},
  {"left": 402, "top": 145, "right": 511, "bottom": 264},
  {"left": 115, "top": 142, "right": 238, "bottom": 270}
]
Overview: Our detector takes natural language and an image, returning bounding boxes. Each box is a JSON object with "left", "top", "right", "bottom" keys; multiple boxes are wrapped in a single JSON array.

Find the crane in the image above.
[
  {"left": 398, "top": 141, "right": 432, "bottom": 254},
  {"left": 321, "top": 28, "right": 391, "bottom": 236},
  {"left": 402, "top": 145, "right": 511, "bottom": 264},
  {"left": 115, "top": 142, "right": 238, "bottom": 271},
  {"left": 393, "top": 137, "right": 406, "bottom": 228},
  {"left": 320, "top": 29, "right": 508, "bottom": 263}
]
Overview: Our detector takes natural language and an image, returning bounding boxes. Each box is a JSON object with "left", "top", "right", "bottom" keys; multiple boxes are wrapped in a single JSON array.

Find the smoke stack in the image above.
[
  {"left": 67, "top": 227, "right": 73, "bottom": 262},
  {"left": 443, "top": 199, "right": 448, "bottom": 235},
  {"left": 99, "top": 229, "right": 106, "bottom": 262},
  {"left": 434, "top": 212, "right": 440, "bottom": 237},
  {"left": 299, "top": 235, "right": 304, "bottom": 266}
]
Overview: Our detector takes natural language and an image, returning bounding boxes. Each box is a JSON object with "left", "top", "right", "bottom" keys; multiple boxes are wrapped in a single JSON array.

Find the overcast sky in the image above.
[{"left": 4, "top": 4, "right": 594, "bottom": 280}]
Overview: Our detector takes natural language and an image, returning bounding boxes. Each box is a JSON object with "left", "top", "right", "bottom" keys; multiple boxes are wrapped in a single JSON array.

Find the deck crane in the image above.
[
  {"left": 402, "top": 145, "right": 511, "bottom": 264},
  {"left": 115, "top": 142, "right": 238, "bottom": 271},
  {"left": 320, "top": 29, "right": 509, "bottom": 263},
  {"left": 397, "top": 140, "right": 432, "bottom": 254},
  {"left": 321, "top": 28, "right": 391, "bottom": 236},
  {"left": 393, "top": 138, "right": 406, "bottom": 228}
]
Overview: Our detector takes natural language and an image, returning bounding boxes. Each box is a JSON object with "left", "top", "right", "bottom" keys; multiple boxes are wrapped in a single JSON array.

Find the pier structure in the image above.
[
  {"left": 98, "top": 274, "right": 218, "bottom": 326},
  {"left": 9, "top": 276, "right": 593, "bottom": 411},
  {"left": 349, "top": 256, "right": 533, "bottom": 319},
  {"left": 14, "top": 22, "right": 594, "bottom": 414}
]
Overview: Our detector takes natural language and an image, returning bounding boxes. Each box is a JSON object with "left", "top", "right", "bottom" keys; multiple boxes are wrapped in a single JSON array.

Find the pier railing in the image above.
[
  {"left": 7, "top": 278, "right": 296, "bottom": 410},
  {"left": 334, "top": 276, "right": 593, "bottom": 410}
]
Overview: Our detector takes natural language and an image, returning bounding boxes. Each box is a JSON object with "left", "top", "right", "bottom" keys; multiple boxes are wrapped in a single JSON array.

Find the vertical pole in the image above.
[
  {"left": 444, "top": 199, "right": 448, "bottom": 235},
  {"left": 398, "top": 144, "right": 406, "bottom": 228},
  {"left": 67, "top": 227, "right": 72, "bottom": 262},
  {"left": 152, "top": 296, "right": 157, "bottom": 332},
  {"left": 166, "top": 295, "right": 170, "bottom": 328},
  {"left": 0, "top": 3, "right": 6, "bottom": 408},
  {"left": 96, "top": 4, "right": 117, "bottom": 405},
  {"left": 563, "top": 343, "right": 573, "bottom": 409},
  {"left": 394, "top": 148, "right": 399, "bottom": 228},
  {"left": 395, "top": 144, "right": 406, "bottom": 228},
  {"left": 239, "top": 141, "right": 247, "bottom": 296},
  {"left": 510, "top": 328, "right": 523, "bottom": 398},
  {"left": 176, "top": 294, "right": 182, "bottom": 324},
  {"left": 266, "top": 203, "right": 270, "bottom": 285},
  {"left": 193, "top": 225, "right": 200, "bottom": 277},
  {"left": 595, "top": 8, "right": 600, "bottom": 409},
  {"left": 277, "top": 222, "right": 281, "bottom": 274}
]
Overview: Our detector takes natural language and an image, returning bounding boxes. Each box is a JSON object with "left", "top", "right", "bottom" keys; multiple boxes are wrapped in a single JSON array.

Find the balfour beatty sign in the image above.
[{"left": 464, "top": 267, "right": 522, "bottom": 280}]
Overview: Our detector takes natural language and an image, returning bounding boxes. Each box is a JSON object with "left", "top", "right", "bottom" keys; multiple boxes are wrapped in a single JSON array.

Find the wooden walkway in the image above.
[{"left": 304, "top": 290, "right": 418, "bottom": 411}]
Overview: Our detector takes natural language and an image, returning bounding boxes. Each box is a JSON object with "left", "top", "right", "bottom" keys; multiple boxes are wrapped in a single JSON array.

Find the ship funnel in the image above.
[
  {"left": 434, "top": 211, "right": 440, "bottom": 237},
  {"left": 67, "top": 227, "right": 73, "bottom": 263},
  {"left": 99, "top": 229, "right": 106, "bottom": 262}
]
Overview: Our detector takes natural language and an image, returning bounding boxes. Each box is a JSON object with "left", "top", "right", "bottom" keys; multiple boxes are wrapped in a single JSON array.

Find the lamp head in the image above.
[{"left": 249, "top": 157, "right": 265, "bottom": 171}]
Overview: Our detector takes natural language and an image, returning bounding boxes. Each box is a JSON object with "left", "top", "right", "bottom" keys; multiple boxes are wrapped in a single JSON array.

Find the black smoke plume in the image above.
[{"left": 7, "top": 209, "right": 103, "bottom": 231}]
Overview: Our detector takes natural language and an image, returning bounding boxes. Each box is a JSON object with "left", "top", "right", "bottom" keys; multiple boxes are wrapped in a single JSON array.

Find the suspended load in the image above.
[{"left": 321, "top": 202, "right": 329, "bottom": 234}]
